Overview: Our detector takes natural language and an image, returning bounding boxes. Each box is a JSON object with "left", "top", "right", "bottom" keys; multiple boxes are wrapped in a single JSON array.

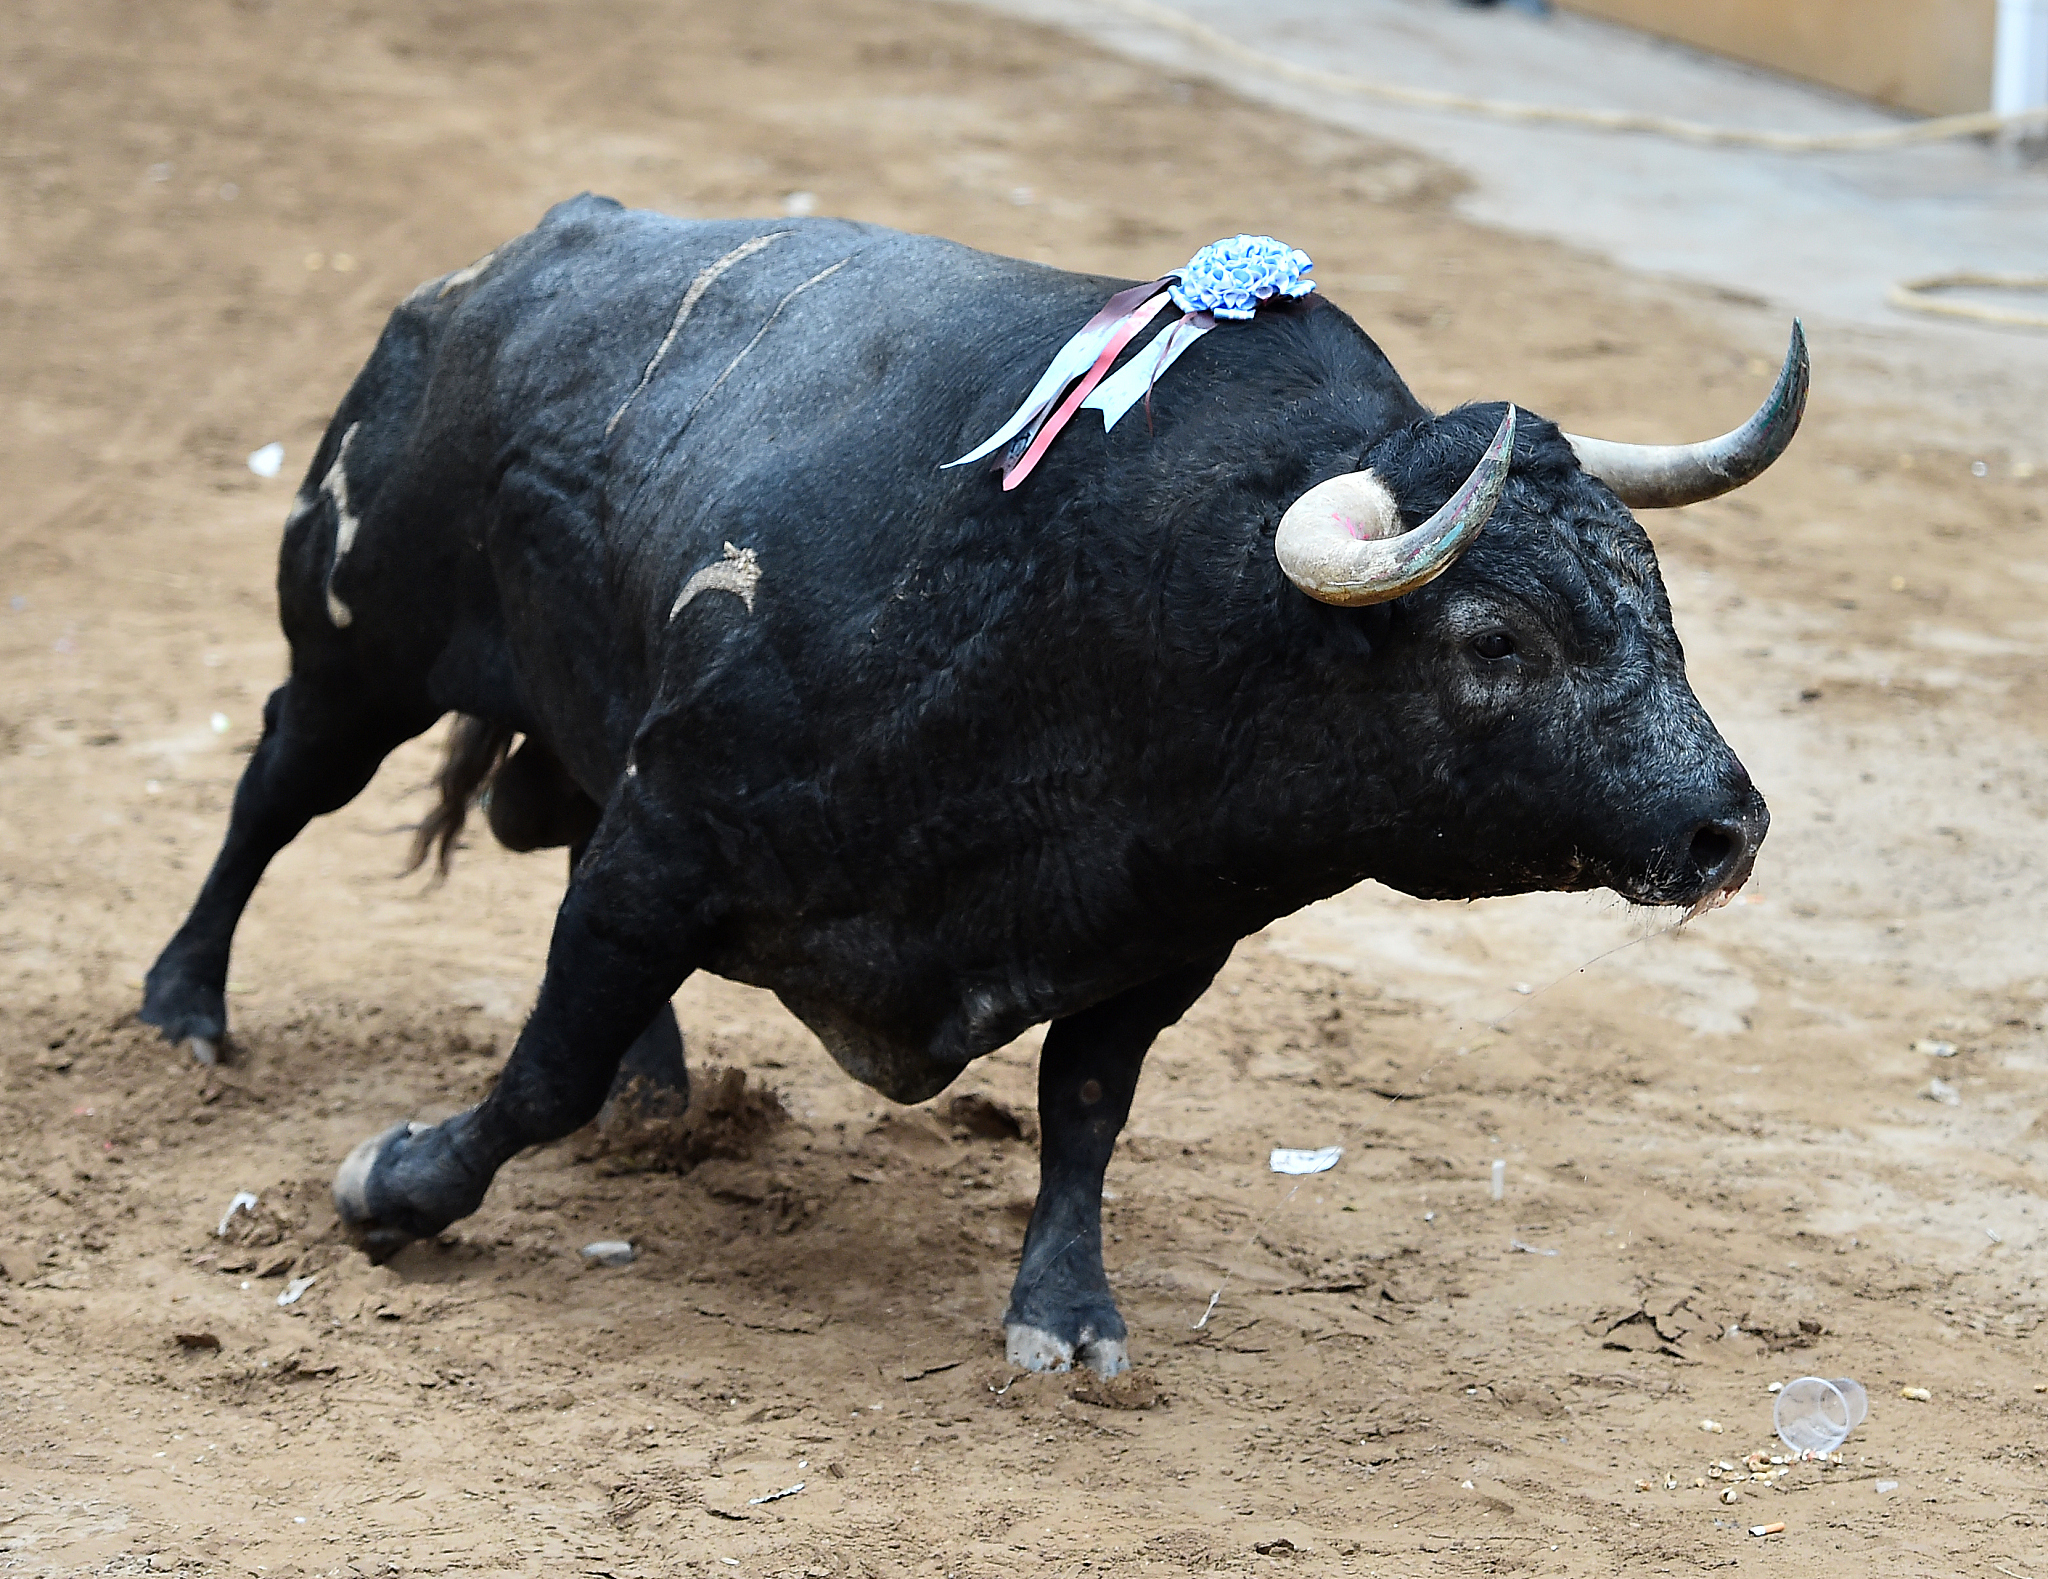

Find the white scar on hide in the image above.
[
  {"left": 402, "top": 250, "right": 498, "bottom": 306},
  {"left": 437, "top": 250, "right": 496, "bottom": 298},
  {"left": 605, "top": 231, "right": 792, "bottom": 438},
  {"left": 671, "top": 542, "right": 762, "bottom": 619},
  {"left": 321, "top": 422, "right": 364, "bottom": 628},
  {"left": 681, "top": 256, "right": 853, "bottom": 430}
]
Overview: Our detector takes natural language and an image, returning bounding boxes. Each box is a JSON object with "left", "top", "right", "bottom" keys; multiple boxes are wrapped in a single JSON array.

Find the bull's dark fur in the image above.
[{"left": 141, "top": 196, "right": 1764, "bottom": 1370}]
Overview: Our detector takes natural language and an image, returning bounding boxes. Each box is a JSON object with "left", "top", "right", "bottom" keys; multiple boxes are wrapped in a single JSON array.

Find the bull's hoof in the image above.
[
  {"left": 139, "top": 963, "right": 226, "bottom": 1049},
  {"left": 1005, "top": 1321, "right": 1131, "bottom": 1377},
  {"left": 333, "top": 1114, "right": 490, "bottom": 1264}
]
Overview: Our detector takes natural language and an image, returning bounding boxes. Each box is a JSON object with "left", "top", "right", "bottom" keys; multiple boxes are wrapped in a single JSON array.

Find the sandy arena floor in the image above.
[{"left": 2, "top": 1, "right": 2044, "bottom": 1575}]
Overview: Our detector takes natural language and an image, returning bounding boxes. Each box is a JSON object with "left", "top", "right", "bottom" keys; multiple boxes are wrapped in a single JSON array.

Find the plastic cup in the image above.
[{"left": 1773, "top": 1376, "right": 1868, "bottom": 1456}]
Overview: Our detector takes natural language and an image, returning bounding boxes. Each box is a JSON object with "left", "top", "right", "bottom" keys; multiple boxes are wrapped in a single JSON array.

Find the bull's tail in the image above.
[{"left": 407, "top": 715, "right": 514, "bottom": 877}]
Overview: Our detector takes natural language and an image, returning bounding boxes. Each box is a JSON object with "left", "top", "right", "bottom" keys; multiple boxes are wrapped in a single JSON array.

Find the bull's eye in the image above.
[{"left": 1471, "top": 630, "right": 1517, "bottom": 661}]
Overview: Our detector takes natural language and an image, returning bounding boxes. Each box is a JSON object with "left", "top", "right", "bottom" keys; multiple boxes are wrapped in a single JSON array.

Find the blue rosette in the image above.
[{"left": 1168, "top": 235, "right": 1316, "bottom": 320}]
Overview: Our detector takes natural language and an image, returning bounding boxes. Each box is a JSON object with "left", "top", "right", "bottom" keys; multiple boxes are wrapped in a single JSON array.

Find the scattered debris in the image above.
[
  {"left": 746, "top": 1481, "right": 804, "bottom": 1505},
  {"left": 1875, "top": 1480, "right": 1899, "bottom": 1494},
  {"left": 1926, "top": 1077, "right": 1960, "bottom": 1105},
  {"left": 580, "top": 1240, "right": 636, "bottom": 1267},
  {"left": 1269, "top": 1146, "right": 1342, "bottom": 1175},
  {"left": 217, "top": 1191, "right": 259, "bottom": 1236},
  {"left": 1721, "top": 1487, "right": 1741, "bottom": 1504},
  {"left": 1750, "top": 1522, "right": 1786, "bottom": 1537},
  {"left": 1252, "top": 1537, "right": 1297, "bottom": 1554},
  {"left": 1489, "top": 1158, "right": 1506, "bottom": 1200},
  {"left": 247, "top": 443, "right": 284, "bottom": 478},
  {"left": 209, "top": 712, "right": 229, "bottom": 735},
  {"left": 1700, "top": 1419, "right": 1724, "bottom": 1433},
  {"left": 276, "top": 1275, "right": 316, "bottom": 1307},
  {"left": 782, "top": 191, "right": 818, "bottom": 217},
  {"left": 1915, "top": 1039, "right": 1957, "bottom": 1057},
  {"left": 1508, "top": 1238, "right": 1557, "bottom": 1256},
  {"left": 899, "top": 1358, "right": 964, "bottom": 1382},
  {"left": 173, "top": 1331, "right": 220, "bottom": 1351},
  {"left": 1900, "top": 1386, "right": 1931, "bottom": 1402}
]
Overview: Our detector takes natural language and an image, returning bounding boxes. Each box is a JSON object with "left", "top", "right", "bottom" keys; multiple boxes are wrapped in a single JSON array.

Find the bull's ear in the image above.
[
  {"left": 1275, "top": 407, "right": 1516, "bottom": 607},
  {"left": 1566, "top": 322, "right": 1807, "bottom": 509}
]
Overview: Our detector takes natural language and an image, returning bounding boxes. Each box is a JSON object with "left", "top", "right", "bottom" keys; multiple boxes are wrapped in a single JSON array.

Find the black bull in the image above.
[{"left": 141, "top": 196, "right": 1780, "bottom": 1374}]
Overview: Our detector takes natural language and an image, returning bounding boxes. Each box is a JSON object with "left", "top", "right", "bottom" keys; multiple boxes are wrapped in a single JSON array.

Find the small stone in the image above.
[
  {"left": 1875, "top": 1480, "right": 1898, "bottom": 1494},
  {"left": 1899, "top": 1385, "right": 1931, "bottom": 1402},
  {"left": 1699, "top": 1418, "right": 1723, "bottom": 1433},
  {"left": 1914, "top": 1039, "right": 1957, "bottom": 1057},
  {"left": 580, "top": 1240, "right": 636, "bottom": 1267}
]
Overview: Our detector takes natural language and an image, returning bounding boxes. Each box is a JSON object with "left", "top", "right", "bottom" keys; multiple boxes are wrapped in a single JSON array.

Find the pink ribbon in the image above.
[{"left": 999, "top": 291, "right": 1173, "bottom": 491}]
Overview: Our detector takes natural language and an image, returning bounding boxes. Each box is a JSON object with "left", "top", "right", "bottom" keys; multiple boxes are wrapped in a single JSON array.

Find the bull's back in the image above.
[{"left": 306, "top": 199, "right": 1098, "bottom": 787}]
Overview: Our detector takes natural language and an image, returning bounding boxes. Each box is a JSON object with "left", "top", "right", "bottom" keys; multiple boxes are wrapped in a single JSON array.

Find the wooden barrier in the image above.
[{"left": 1557, "top": 0, "right": 1997, "bottom": 116}]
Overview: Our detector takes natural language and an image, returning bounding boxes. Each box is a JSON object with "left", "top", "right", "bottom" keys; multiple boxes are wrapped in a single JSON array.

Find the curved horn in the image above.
[
  {"left": 1275, "top": 407, "right": 1517, "bottom": 607},
  {"left": 1565, "top": 321, "right": 1808, "bottom": 509}
]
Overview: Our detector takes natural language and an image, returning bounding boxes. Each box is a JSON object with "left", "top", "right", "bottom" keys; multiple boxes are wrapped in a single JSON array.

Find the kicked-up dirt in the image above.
[{"left": 2, "top": 0, "right": 2044, "bottom": 1575}]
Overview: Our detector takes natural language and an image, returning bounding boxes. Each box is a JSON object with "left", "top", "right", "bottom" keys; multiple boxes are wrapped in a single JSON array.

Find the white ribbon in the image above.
[{"left": 1080, "top": 313, "right": 1217, "bottom": 431}]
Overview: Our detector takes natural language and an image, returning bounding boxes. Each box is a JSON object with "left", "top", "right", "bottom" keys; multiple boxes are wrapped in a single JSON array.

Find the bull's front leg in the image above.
[
  {"left": 334, "top": 798, "right": 706, "bottom": 1261},
  {"left": 1004, "top": 949, "right": 1230, "bottom": 1376}
]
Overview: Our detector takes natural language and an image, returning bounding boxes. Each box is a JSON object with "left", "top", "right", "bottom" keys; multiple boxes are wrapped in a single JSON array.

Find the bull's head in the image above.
[{"left": 1273, "top": 325, "right": 1804, "bottom": 912}]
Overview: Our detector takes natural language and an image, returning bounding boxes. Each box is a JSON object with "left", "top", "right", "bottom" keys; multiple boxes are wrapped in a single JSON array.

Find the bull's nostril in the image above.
[{"left": 1688, "top": 822, "right": 1737, "bottom": 881}]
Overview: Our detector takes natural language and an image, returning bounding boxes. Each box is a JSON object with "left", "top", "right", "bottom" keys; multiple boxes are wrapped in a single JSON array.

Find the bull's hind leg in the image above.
[
  {"left": 1004, "top": 949, "right": 1230, "bottom": 1376},
  {"left": 140, "top": 679, "right": 429, "bottom": 1063},
  {"left": 333, "top": 790, "right": 706, "bottom": 1260},
  {"left": 601, "top": 1007, "right": 690, "bottom": 1126}
]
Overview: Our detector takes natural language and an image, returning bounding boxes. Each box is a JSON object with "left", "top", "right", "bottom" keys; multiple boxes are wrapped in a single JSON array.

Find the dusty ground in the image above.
[{"left": 2, "top": 1, "right": 2045, "bottom": 1575}]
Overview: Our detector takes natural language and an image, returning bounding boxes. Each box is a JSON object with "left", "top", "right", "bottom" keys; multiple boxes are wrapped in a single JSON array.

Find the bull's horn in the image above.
[
  {"left": 1565, "top": 321, "right": 1808, "bottom": 509},
  {"left": 1275, "top": 407, "right": 1517, "bottom": 607}
]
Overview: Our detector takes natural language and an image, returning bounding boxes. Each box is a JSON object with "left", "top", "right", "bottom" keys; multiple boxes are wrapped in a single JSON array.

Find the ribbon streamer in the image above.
[
  {"left": 944, "top": 235, "right": 1315, "bottom": 488},
  {"left": 998, "top": 291, "right": 1173, "bottom": 491},
  {"left": 942, "top": 278, "right": 1170, "bottom": 470},
  {"left": 1080, "top": 310, "right": 1217, "bottom": 430}
]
